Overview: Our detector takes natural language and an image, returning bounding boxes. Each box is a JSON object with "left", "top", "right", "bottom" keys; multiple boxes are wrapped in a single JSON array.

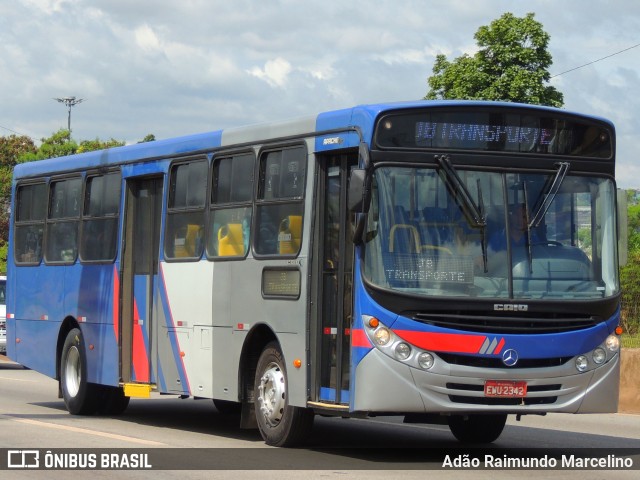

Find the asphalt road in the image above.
[{"left": 1, "top": 355, "right": 639, "bottom": 480}]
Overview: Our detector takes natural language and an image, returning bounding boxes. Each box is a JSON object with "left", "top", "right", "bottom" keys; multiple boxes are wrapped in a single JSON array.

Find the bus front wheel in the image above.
[
  {"left": 448, "top": 413, "right": 507, "bottom": 443},
  {"left": 60, "top": 328, "right": 99, "bottom": 415},
  {"left": 254, "top": 342, "right": 314, "bottom": 447}
]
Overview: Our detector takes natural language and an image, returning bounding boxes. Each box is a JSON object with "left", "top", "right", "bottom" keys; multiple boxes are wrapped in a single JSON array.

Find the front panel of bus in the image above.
[{"left": 349, "top": 106, "right": 621, "bottom": 415}]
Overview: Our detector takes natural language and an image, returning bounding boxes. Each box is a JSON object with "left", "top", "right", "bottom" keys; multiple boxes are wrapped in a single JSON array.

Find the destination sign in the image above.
[
  {"left": 374, "top": 108, "right": 613, "bottom": 158},
  {"left": 415, "top": 122, "right": 554, "bottom": 147}
]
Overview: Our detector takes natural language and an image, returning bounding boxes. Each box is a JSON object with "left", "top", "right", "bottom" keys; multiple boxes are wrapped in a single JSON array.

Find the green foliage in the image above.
[
  {"left": 621, "top": 252, "right": 640, "bottom": 335},
  {"left": 77, "top": 137, "right": 125, "bottom": 153},
  {"left": 138, "top": 134, "right": 156, "bottom": 143},
  {"left": 425, "top": 12, "right": 564, "bottom": 107},
  {"left": 0, "top": 134, "right": 37, "bottom": 168},
  {"left": 0, "top": 130, "right": 125, "bottom": 272},
  {"left": 621, "top": 190, "right": 640, "bottom": 336},
  {"left": 0, "top": 242, "right": 6, "bottom": 274}
]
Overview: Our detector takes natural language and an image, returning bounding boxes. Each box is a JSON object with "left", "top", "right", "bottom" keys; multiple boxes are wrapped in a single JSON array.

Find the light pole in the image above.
[{"left": 54, "top": 96, "right": 84, "bottom": 138}]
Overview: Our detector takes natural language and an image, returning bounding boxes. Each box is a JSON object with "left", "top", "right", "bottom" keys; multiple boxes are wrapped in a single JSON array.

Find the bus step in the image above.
[{"left": 123, "top": 383, "right": 153, "bottom": 398}]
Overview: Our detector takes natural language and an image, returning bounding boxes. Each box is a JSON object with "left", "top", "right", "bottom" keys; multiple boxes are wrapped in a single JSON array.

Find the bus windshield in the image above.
[{"left": 363, "top": 166, "right": 619, "bottom": 300}]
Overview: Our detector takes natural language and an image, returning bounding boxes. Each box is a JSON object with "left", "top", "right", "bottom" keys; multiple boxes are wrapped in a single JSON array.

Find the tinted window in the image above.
[
  {"left": 45, "top": 177, "right": 82, "bottom": 263},
  {"left": 80, "top": 172, "right": 121, "bottom": 262},
  {"left": 165, "top": 159, "right": 207, "bottom": 260},
  {"left": 255, "top": 146, "right": 306, "bottom": 256},
  {"left": 208, "top": 152, "right": 255, "bottom": 258},
  {"left": 14, "top": 183, "right": 47, "bottom": 264}
]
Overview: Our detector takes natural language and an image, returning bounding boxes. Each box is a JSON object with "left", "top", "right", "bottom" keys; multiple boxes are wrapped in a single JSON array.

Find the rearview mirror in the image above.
[{"left": 348, "top": 168, "right": 367, "bottom": 213}]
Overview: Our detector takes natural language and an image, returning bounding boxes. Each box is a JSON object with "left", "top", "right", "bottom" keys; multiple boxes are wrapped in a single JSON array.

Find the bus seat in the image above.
[
  {"left": 174, "top": 224, "right": 202, "bottom": 257},
  {"left": 278, "top": 215, "right": 302, "bottom": 254},
  {"left": 389, "top": 224, "right": 420, "bottom": 253},
  {"left": 218, "top": 223, "right": 244, "bottom": 256}
]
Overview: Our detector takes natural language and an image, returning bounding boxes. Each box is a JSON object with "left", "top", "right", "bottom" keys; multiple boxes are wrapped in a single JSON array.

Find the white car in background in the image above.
[{"left": 0, "top": 275, "right": 6, "bottom": 354}]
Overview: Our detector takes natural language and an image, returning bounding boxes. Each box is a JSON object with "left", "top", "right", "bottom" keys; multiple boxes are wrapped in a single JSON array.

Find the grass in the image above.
[{"left": 622, "top": 333, "right": 640, "bottom": 349}]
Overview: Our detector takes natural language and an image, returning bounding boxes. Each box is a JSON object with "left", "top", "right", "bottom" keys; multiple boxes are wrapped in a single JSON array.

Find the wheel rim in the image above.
[
  {"left": 64, "top": 345, "right": 81, "bottom": 398},
  {"left": 257, "top": 361, "right": 286, "bottom": 427}
]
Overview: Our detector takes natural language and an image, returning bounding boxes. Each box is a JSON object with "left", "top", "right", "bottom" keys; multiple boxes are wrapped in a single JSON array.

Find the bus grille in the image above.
[
  {"left": 411, "top": 312, "right": 599, "bottom": 334},
  {"left": 437, "top": 353, "right": 572, "bottom": 369}
]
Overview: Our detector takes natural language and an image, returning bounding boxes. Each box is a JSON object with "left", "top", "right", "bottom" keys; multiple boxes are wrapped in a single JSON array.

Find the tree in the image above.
[
  {"left": 0, "top": 135, "right": 37, "bottom": 271},
  {"left": 425, "top": 12, "right": 564, "bottom": 107},
  {"left": 621, "top": 190, "right": 640, "bottom": 336},
  {"left": 0, "top": 134, "right": 37, "bottom": 168},
  {"left": 138, "top": 134, "right": 156, "bottom": 143},
  {"left": 0, "top": 130, "right": 125, "bottom": 272},
  {"left": 77, "top": 137, "right": 125, "bottom": 153}
]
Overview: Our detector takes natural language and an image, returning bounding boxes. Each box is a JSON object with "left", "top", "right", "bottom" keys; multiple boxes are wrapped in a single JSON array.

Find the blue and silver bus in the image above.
[{"left": 7, "top": 101, "right": 623, "bottom": 446}]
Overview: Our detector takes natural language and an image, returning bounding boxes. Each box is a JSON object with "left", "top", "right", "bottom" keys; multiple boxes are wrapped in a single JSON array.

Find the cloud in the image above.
[
  {"left": 248, "top": 58, "right": 293, "bottom": 88},
  {"left": 134, "top": 24, "right": 162, "bottom": 53},
  {"left": 1, "top": 0, "right": 639, "bottom": 188}
]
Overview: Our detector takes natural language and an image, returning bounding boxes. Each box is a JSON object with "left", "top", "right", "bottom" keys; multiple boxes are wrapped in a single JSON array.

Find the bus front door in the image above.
[
  {"left": 317, "top": 154, "right": 356, "bottom": 405},
  {"left": 120, "top": 176, "right": 163, "bottom": 392}
]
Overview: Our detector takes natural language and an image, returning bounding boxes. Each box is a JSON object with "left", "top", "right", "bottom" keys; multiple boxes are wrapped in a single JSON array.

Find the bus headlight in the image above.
[
  {"left": 394, "top": 342, "right": 411, "bottom": 360},
  {"left": 592, "top": 348, "right": 606, "bottom": 364},
  {"left": 374, "top": 328, "right": 391, "bottom": 346},
  {"left": 605, "top": 335, "right": 620, "bottom": 352},
  {"left": 418, "top": 352, "right": 434, "bottom": 370},
  {"left": 362, "top": 315, "right": 438, "bottom": 370},
  {"left": 575, "top": 355, "right": 588, "bottom": 372}
]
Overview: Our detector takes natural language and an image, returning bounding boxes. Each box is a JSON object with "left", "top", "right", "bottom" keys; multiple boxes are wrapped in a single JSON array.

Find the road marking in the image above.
[
  {"left": 2, "top": 415, "right": 166, "bottom": 446},
  {"left": 0, "top": 376, "right": 40, "bottom": 383}
]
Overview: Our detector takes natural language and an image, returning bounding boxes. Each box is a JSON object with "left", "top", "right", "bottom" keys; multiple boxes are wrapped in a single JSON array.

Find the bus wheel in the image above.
[
  {"left": 254, "top": 342, "right": 314, "bottom": 447},
  {"left": 98, "top": 386, "right": 130, "bottom": 415},
  {"left": 60, "top": 328, "right": 99, "bottom": 415},
  {"left": 447, "top": 413, "right": 507, "bottom": 444}
]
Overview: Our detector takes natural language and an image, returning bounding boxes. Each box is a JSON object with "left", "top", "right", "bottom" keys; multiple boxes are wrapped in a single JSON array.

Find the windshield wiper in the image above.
[
  {"left": 435, "top": 154, "right": 488, "bottom": 271},
  {"left": 529, "top": 162, "right": 570, "bottom": 228},
  {"left": 523, "top": 162, "right": 569, "bottom": 274},
  {"left": 523, "top": 181, "right": 533, "bottom": 273},
  {"left": 435, "top": 155, "right": 486, "bottom": 227}
]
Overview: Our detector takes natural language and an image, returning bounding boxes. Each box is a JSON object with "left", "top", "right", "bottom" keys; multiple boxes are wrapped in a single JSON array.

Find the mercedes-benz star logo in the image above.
[{"left": 502, "top": 349, "right": 519, "bottom": 367}]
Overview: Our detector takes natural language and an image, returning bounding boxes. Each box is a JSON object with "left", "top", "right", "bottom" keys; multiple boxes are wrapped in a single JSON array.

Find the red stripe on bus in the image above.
[
  {"left": 131, "top": 300, "right": 149, "bottom": 382},
  {"left": 350, "top": 329, "right": 372, "bottom": 348},
  {"left": 494, "top": 338, "right": 506, "bottom": 354},
  {"left": 394, "top": 330, "right": 486, "bottom": 354}
]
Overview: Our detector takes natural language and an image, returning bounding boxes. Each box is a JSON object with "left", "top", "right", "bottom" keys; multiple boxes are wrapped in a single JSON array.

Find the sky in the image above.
[{"left": 1, "top": 0, "right": 639, "bottom": 187}]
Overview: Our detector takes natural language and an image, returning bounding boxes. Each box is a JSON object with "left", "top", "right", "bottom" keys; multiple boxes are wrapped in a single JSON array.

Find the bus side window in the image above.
[
  {"left": 165, "top": 159, "right": 207, "bottom": 260},
  {"left": 80, "top": 172, "right": 121, "bottom": 263},
  {"left": 45, "top": 177, "right": 82, "bottom": 264},
  {"left": 208, "top": 152, "right": 254, "bottom": 259},
  {"left": 14, "top": 182, "right": 47, "bottom": 265},
  {"left": 255, "top": 146, "right": 306, "bottom": 257}
]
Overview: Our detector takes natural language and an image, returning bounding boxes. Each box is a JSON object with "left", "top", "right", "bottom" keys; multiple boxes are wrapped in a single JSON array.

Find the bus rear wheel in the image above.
[
  {"left": 98, "top": 386, "right": 130, "bottom": 415},
  {"left": 254, "top": 342, "right": 314, "bottom": 447},
  {"left": 448, "top": 413, "right": 507, "bottom": 444},
  {"left": 60, "top": 328, "right": 100, "bottom": 415}
]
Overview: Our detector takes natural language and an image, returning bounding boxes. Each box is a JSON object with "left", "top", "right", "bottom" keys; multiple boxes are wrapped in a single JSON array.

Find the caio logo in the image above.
[{"left": 494, "top": 304, "right": 528, "bottom": 312}]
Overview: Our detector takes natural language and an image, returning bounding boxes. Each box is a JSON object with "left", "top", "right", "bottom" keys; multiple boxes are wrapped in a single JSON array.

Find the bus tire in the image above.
[
  {"left": 254, "top": 342, "right": 314, "bottom": 447},
  {"left": 60, "top": 328, "right": 99, "bottom": 415},
  {"left": 447, "top": 413, "right": 507, "bottom": 444},
  {"left": 98, "top": 386, "right": 130, "bottom": 415}
]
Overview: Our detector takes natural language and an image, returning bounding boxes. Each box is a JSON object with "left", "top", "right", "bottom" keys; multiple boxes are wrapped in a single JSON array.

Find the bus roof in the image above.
[{"left": 13, "top": 100, "right": 614, "bottom": 180}]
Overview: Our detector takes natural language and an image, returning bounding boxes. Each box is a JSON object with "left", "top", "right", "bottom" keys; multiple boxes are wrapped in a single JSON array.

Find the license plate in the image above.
[{"left": 484, "top": 380, "right": 527, "bottom": 398}]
